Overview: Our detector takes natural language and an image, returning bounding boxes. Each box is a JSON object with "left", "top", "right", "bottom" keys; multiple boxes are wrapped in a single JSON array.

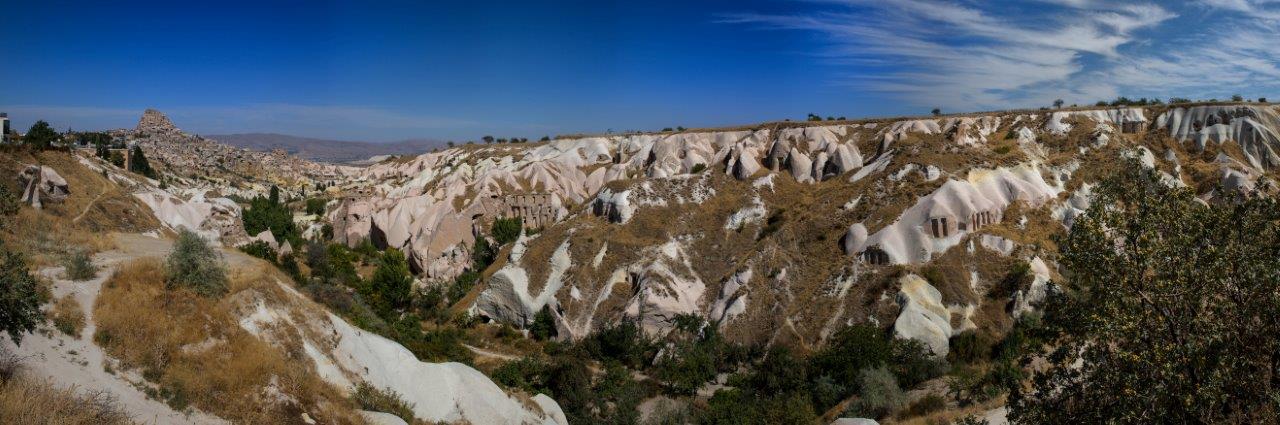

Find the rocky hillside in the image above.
[
  {"left": 208, "top": 133, "right": 444, "bottom": 163},
  {"left": 329, "top": 102, "right": 1280, "bottom": 353}
]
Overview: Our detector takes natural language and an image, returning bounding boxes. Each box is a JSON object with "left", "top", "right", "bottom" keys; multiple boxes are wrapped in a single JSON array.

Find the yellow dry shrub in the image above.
[{"left": 49, "top": 294, "right": 85, "bottom": 338}]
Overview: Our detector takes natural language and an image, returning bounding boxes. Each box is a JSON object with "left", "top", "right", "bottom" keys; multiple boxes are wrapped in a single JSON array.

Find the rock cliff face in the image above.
[
  {"left": 135, "top": 108, "right": 180, "bottom": 135},
  {"left": 328, "top": 103, "right": 1280, "bottom": 354}
]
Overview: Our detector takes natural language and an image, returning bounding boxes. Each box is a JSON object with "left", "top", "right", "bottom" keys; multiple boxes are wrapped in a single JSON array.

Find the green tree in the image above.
[
  {"left": 0, "top": 187, "right": 39, "bottom": 345},
  {"left": 166, "top": 229, "right": 228, "bottom": 297},
  {"left": 128, "top": 146, "right": 156, "bottom": 178},
  {"left": 0, "top": 249, "right": 41, "bottom": 345},
  {"left": 470, "top": 237, "right": 495, "bottom": 272},
  {"left": 24, "top": 121, "right": 60, "bottom": 150},
  {"left": 306, "top": 239, "right": 332, "bottom": 282},
  {"left": 1010, "top": 161, "right": 1280, "bottom": 423},
  {"left": 529, "top": 305, "right": 557, "bottom": 340},
  {"left": 365, "top": 248, "right": 414, "bottom": 316},
  {"left": 242, "top": 193, "right": 297, "bottom": 244},
  {"left": 95, "top": 138, "right": 111, "bottom": 161}
]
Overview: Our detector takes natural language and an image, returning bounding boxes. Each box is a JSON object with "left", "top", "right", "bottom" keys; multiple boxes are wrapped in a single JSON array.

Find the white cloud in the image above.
[
  {"left": 724, "top": 0, "right": 1175, "bottom": 109},
  {"left": 727, "top": 0, "right": 1280, "bottom": 109}
]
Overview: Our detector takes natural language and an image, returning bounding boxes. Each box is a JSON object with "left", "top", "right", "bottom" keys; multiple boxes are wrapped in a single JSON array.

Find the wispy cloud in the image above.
[{"left": 722, "top": 0, "right": 1220, "bottom": 109}]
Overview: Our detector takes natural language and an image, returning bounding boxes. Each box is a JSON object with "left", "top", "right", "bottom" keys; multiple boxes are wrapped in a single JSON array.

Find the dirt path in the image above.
[
  {"left": 463, "top": 344, "right": 520, "bottom": 362},
  {"left": 1, "top": 233, "right": 238, "bottom": 425},
  {"left": 71, "top": 189, "right": 107, "bottom": 224}
]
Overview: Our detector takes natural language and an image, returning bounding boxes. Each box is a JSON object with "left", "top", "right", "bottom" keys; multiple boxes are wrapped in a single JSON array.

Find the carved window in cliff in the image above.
[
  {"left": 929, "top": 216, "right": 952, "bottom": 238},
  {"left": 863, "top": 246, "right": 890, "bottom": 265}
]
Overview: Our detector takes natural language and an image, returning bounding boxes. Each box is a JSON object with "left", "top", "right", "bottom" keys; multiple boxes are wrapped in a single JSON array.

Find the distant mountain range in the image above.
[{"left": 206, "top": 133, "right": 445, "bottom": 163}]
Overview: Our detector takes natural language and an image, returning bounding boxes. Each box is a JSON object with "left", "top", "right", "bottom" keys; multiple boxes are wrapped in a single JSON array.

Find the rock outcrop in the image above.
[
  {"left": 893, "top": 274, "right": 954, "bottom": 357},
  {"left": 18, "top": 165, "right": 70, "bottom": 209},
  {"left": 135, "top": 108, "right": 180, "bottom": 135}
]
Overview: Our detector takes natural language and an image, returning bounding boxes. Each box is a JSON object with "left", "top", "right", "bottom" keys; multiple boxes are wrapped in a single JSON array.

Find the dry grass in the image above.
[
  {"left": 0, "top": 346, "right": 133, "bottom": 425},
  {"left": 49, "top": 294, "right": 86, "bottom": 338},
  {"left": 0, "top": 150, "right": 160, "bottom": 266},
  {"left": 0, "top": 374, "right": 136, "bottom": 425},
  {"left": 93, "top": 259, "right": 363, "bottom": 424}
]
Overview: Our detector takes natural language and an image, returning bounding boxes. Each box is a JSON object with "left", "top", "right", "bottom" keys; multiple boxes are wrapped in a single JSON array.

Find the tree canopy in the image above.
[
  {"left": 1011, "top": 161, "right": 1280, "bottom": 423},
  {"left": 23, "top": 121, "right": 60, "bottom": 150}
]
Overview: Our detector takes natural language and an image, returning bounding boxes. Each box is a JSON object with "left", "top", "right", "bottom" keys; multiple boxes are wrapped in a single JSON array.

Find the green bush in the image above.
[
  {"left": 691, "top": 163, "right": 707, "bottom": 173},
  {"left": 529, "top": 305, "right": 557, "bottom": 341},
  {"left": 757, "top": 210, "right": 786, "bottom": 240},
  {"left": 351, "top": 382, "right": 416, "bottom": 424},
  {"left": 948, "top": 330, "right": 994, "bottom": 365},
  {"left": 305, "top": 240, "right": 332, "bottom": 282},
  {"left": 165, "top": 229, "right": 228, "bottom": 297},
  {"left": 304, "top": 198, "right": 327, "bottom": 216},
  {"left": 493, "top": 356, "right": 549, "bottom": 393},
  {"left": 277, "top": 253, "right": 303, "bottom": 283},
  {"left": 582, "top": 319, "right": 655, "bottom": 369},
  {"left": 491, "top": 217, "right": 523, "bottom": 246},
  {"left": 845, "top": 366, "right": 906, "bottom": 419},
  {"left": 447, "top": 271, "right": 479, "bottom": 305},
  {"left": 809, "top": 324, "right": 893, "bottom": 386},
  {"left": 62, "top": 249, "right": 97, "bottom": 281},
  {"left": 653, "top": 314, "right": 743, "bottom": 396},
  {"left": 237, "top": 240, "right": 277, "bottom": 262}
]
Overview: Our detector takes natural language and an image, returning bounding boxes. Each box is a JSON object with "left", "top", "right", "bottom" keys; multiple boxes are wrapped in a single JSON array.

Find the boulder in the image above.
[
  {"left": 893, "top": 274, "right": 953, "bottom": 357},
  {"left": 18, "top": 165, "right": 70, "bottom": 209},
  {"left": 789, "top": 149, "right": 814, "bottom": 183}
]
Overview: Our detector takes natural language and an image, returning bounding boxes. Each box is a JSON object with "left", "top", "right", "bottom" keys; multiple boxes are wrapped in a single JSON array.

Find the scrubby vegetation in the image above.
[
  {"left": 165, "top": 229, "right": 228, "bottom": 297},
  {"left": 61, "top": 249, "right": 97, "bottom": 281},
  {"left": 237, "top": 240, "right": 277, "bottom": 262},
  {"left": 485, "top": 314, "right": 948, "bottom": 424},
  {"left": 49, "top": 295, "right": 85, "bottom": 338},
  {"left": 352, "top": 382, "right": 416, "bottom": 424}
]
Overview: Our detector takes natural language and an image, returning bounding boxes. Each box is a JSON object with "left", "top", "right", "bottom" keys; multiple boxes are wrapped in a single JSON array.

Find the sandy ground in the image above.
[{"left": 0, "top": 233, "right": 257, "bottom": 425}]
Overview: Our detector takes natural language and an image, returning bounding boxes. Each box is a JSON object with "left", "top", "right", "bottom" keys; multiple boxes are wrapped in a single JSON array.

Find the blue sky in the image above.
[{"left": 3, "top": 0, "right": 1279, "bottom": 142}]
